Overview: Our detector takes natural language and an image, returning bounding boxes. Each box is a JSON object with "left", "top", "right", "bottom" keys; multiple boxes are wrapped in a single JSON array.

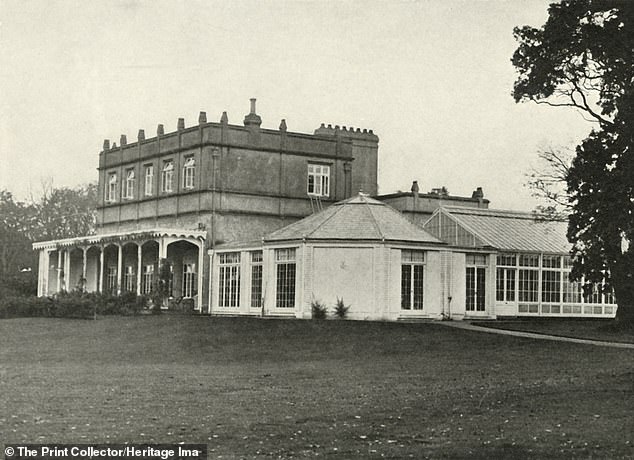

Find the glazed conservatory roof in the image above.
[{"left": 427, "top": 207, "right": 571, "bottom": 254}]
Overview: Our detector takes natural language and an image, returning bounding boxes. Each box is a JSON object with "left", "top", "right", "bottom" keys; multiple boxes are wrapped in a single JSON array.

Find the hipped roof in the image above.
[{"left": 265, "top": 193, "right": 443, "bottom": 244}]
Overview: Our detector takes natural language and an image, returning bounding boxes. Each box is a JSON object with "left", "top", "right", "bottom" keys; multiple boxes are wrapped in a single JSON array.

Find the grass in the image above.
[
  {"left": 475, "top": 318, "right": 634, "bottom": 344},
  {"left": 0, "top": 316, "right": 633, "bottom": 459}
]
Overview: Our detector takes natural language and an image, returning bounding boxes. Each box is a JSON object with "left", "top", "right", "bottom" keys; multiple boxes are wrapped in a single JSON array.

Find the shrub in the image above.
[
  {"left": 53, "top": 291, "right": 94, "bottom": 318},
  {"left": 333, "top": 297, "right": 350, "bottom": 319},
  {"left": 0, "top": 290, "right": 149, "bottom": 320},
  {"left": 311, "top": 299, "right": 328, "bottom": 319},
  {"left": 0, "top": 295, "right": 53, "bottom": 318}
]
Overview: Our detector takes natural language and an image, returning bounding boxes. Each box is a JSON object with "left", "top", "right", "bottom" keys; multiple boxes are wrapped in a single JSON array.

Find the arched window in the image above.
[
  {"left": 106, "top": 172, "right": 117, "bottom": 202},
  {"left": 161, "top": 160, "right": 174, "bottom": 193},
  {"left": 183, "top": 157, "right": 195, "bottom": 189},
  {"left": 124, "top": 169, "right": 135, "bottom": 199}
]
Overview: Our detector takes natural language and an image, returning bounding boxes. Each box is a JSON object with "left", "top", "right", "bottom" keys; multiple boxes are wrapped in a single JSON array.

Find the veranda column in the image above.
[
  {"left": 117, "top": 244, "right": 123, "bottom": 295},
  {"left": 82, "top": 247, "right": 88, "bottom": 292},
  {"left": 197, "top": 240, "right": 204, "bottom": 312},
  {"left": 98, "top": 246, "right": 105, "bottom": 293},
  {"left": 57, "top": 250, "right": 63, "bottom": 293},
  {"left": 136, "top": 244, "right": 142, "bottom": 295},
  {"left": 64, "top": 249, "right": 71, "bottom": 291},
  {"left": 159, "top": 237, "right": 167, "bottom": 260},
  {"left": 37, "top": 250, "right": 46, "bottom": 296}
]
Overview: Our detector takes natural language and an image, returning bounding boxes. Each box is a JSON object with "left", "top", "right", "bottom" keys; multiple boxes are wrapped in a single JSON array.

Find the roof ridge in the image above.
[
  {"left": 301, "top": 205, "right": 344, "bottom": 238},
  {"left": 442, "top": 205, "right": 568, "bottom": 221},
  {"left": 365, "top": 202, "right": 386, "bottom": 240}
]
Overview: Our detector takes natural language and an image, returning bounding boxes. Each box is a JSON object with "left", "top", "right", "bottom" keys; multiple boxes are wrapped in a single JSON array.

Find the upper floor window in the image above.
[
  {"left": 144, "top": 165, "right": 154, "bottom": 197},
  {"left": 161, "top": 160, "right": 174, "bottom": 193},
  {"left": 307, "top": 164, "right": 330, "bottom": 197},
  {"left": 106, "top": 172, "right": 117, "bottom": 202},
  {"left": 183, "top": 157, "right": 195, "bottom": 189},
  {"left": 123, "top": 169, "right": 135, "bottom": 199}
]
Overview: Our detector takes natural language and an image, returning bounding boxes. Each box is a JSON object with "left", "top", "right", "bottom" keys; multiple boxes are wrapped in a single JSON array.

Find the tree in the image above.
[
  {"left": 526, "top": 145, "right": 574, "bottom": 219},
  {"left": 0, "top": 190, "right": 37, "bottom": 278},
  {"left": 0, "top": 183, "right": 97, "bottom": 296},
  {"left": 512, "top": 0, "right": 634, "bottom": 321},
  {"left": 32, "top": 182, "right": 98, "bottom": 242}
]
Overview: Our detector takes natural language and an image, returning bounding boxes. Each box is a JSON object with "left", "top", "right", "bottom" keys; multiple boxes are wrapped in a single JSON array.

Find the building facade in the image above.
[
  {"left": 32, "top": 101, "right": 617, "bottom": 319},
  {"left": 33, "top": 100, "right": 379, "bottom": 312}
]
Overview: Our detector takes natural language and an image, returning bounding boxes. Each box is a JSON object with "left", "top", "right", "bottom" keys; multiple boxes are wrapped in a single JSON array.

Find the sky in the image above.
[{"left": 0, "top": 0, "right": 594, "bottom": 210}]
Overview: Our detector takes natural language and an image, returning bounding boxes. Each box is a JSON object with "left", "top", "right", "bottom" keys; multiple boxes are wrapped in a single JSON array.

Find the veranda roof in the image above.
[
  {"left": 265, "top": 193, "right": 443, "bottom": 244},
  {"left": 32, "top": 228, "right": 206, "bottom": 250},
  {"left": 427, "top": 207, "right": 571, "bottom": 254}
]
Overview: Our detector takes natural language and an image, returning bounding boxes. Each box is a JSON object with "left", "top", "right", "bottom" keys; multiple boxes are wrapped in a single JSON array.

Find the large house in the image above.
[{"left": 33, "top": 101, "right": 617, "bottom": 319}]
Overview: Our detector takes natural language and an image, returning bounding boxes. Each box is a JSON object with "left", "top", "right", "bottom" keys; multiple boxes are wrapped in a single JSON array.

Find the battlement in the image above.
[
  {"left": 314, "top": 123, "right": 379, "bottom": 142},
  {"left": 100, "top": 99, "right": 378, "bottom": 155}
]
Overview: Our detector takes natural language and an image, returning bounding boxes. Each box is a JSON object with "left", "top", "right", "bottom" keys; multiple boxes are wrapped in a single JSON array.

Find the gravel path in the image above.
[{"left": 435, "top": 320, "right": 634, "bottom": 349}]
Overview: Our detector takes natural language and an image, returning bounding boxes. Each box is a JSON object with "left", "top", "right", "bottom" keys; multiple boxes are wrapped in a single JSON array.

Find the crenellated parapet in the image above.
[{"left": 313, "top": 123, "right": 379, "bottom": 142}]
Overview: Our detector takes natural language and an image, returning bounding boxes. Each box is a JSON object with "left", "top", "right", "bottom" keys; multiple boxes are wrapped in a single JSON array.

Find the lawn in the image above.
[
  {"left": 0, "top": 315, "right": 633, "bottom": 459},
  {"left": 475, "top": 319, "right": 634, "bottom": 344}
]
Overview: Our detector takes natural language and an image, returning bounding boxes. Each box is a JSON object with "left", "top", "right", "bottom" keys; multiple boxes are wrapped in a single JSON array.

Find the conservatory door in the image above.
[{"left": 466, "top": 266, "right": 487, "bottom": 315}]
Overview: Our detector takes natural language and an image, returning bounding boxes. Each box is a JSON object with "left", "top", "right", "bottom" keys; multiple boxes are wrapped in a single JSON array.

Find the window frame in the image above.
[
  {"left": 106, "top": 172, "right": 118, "bottom": 202},
  {"left": 466, "top": 254, "right": 487, "bottom": 312},
  {"left": 144, "top": 164, "right": 154, "bottom": 197},
  {"left": 161, "top": 160, "right": 174, "bottom": 193},
  {"left": 123, "top": 168, "right": 135, "bottom": 200},
  {"left": 275, "top": 248, "right": 296, "bottom": 309},
  {"left": 182, "top": 263, "right": 197, "bottom": 299},
  {"left": 250, "top": 251, "right": 263, "bottom": 310},
  {"left": 183, "top": 156, "right": 195, "bottom": 190},
  {"left": 141, "top": 264, "right": 154, "bottom": 295},
  {"left": 307, "top": 163, "right": 330, "bottom": 197},
  {"left": 400, "top": 250, "right": 425, "bottom": 311},
  {"left": 218, "top": 253, "right": 240, "bottom": 308}
]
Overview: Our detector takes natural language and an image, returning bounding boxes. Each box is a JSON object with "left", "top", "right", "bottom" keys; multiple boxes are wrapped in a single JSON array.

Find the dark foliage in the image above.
[
  {"left": 513, "top": 0, "right": 634, "bottom": 322},
  {"left": 333, "top": 297, "right": 350, "bottom": 319},
  {"left": 0, "top": 291, "right": 149, "bottom": 319},
  {"left": 311, "top": 299, "right": 328, "bottom": 320}
]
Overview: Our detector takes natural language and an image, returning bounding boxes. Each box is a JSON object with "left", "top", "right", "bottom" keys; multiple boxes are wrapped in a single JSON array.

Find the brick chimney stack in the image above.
[{"left": 243, "top": 98, "right": 262, "bottom": 128}]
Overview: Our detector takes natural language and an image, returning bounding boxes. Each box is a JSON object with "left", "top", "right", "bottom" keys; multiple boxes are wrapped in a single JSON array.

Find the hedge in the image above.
[{"left": 0, "top": 291, "right": 151, "bottom": 319}]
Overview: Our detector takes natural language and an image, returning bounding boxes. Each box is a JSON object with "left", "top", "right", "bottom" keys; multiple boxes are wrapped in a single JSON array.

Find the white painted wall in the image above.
[
  {"left": 309, "top": 245, "right": 377, "bottom": 320},
  {"left": 448, "top": 252, "right": 466, "bottom": 319}
]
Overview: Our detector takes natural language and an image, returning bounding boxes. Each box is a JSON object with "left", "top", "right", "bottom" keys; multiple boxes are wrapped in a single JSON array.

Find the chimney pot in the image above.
[
  {"left": 472, "top": 187, "right": 485, "bottom": 199},
  {"left": 279, "top": 119, "right": 287, "bottom": 132},
  {"left": 198, "top": 111, "right": 207, "bottom": 124},
  {"left": 243, "top": 99, "right": 262, "bottom": 128},
  {"left": 157, "top": 124, "right": 164, "bottom": 136},
  {"left": 177, "top": 118, "right": 185, "bottom": 131},
  {"left": 138, "top": 129, "right": 145, "bottom": 141},
  {"left": 103, "top": 139, "right": 110, "bottom": 150},
  {"left": 120, "top": 134, "right": 127, "bottom": 146},
  {"left": 220, "top": 111, "right": 228, "bottom": 124},
  {"left": 411, "top": 180, "right": 420, "bottom": 194},
  {"left": 112, "top": 142, "right": 117, "bottom": 149},
  {"left": 327, "top": 124, "right": 332, "bottom": 129}
]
